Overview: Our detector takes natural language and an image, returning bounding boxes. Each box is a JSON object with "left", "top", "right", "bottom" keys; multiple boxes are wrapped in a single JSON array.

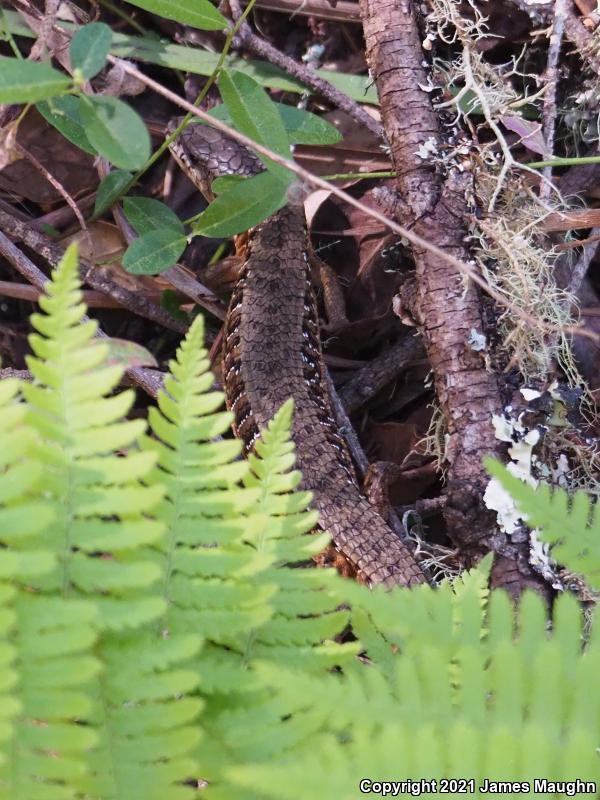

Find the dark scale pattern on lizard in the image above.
[{"left": 169, "top": 120, "right": 426, "bottom": 588}]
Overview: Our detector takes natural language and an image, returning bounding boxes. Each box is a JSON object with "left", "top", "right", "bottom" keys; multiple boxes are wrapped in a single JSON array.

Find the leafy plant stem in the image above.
[
  {"left": 0, "top": 7, "right": 22, "bottom": 57},
  {"left": 116, "top": 0, "right": 258, "bottom": 204},
  {"left": 105, "top": 57, "right": 598, "bottom": 344}
]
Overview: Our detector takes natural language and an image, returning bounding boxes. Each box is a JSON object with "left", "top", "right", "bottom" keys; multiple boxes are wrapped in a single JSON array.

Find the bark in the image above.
[{"left": 359, "top": 0, "right": 549, "bottom": 598}]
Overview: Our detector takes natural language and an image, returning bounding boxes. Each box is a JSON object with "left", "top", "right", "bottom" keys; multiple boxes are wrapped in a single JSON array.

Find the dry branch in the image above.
[
  {"left": 359, "top": 0, "right": 549, "bottom": 598},
  {"left": 0, "top": 229, "right": 164, "bottom": 398},
  {"left": 227, "top": 0, "right": 383, "bottom": 139},
  {"left": 0, "top": 209, "right": 186, "bottom": 334}
]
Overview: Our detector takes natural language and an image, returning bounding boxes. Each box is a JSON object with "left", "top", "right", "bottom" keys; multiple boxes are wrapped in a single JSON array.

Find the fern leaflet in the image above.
[
  {"left": 21, "top": 244, "right": 165, "bottom": 624},
  {"left": 0, "top": 375, "right": 98, "bottom": 800}
]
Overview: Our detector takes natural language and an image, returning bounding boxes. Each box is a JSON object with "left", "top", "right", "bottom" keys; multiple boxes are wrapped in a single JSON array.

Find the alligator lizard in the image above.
[{"left": 168, "top": 120, "right": 426, "bottom": 588}]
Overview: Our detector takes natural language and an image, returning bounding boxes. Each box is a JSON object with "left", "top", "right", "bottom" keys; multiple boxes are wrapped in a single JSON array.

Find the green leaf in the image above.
[
  {"left": 123, "top": 196, "right": 185, "bottom": 236},
  {"left": 193, "top": 171, "right": 288, "bottom": 238},
  {"left": 123, "top": 0, "right": 227, "bottom": 29},
  {"left": 94, "top": 170, "right": 132, "bottom": 216},
  {"left": 160, "top": 289, "right": 189, "bottom": 322},
  {"left": 69, "top": 22, "right": 112, "bottom": 80},
  {"left": 37, "top": 96, "right": 97, "bottom": 155},
  {"left": 277, "top": 104, "right": 342, "bottom": 145},
  {"left": 122, "top": 228, "right": 187, "bottom": 275},
  {"left": 40, "top": 222, "right": 60, "bottom": 237},
  {"left": 209, "top": 102, "right": 342, "bottom": 145},
  {"left": 112, "top": 33, "right": 379, "bottom": 103},
  {"left": 0, "top": 12, "right": 379, "bottom": 103},
  {"left": 0, "top": 58, "right": 71, "bottom": 103},
  {"left": 219, "top": 70, "right": 291, "bottom": 182},
  {"left": 212, "top": 174, "right": 247, "bottom": 194},
  {"left": 79, "top": 95, "right": 151, "bottom": 170}
]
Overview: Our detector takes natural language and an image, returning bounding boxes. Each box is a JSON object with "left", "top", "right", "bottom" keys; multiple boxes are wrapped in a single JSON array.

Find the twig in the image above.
[
  {"left": 226, "top": 0, "right": 383, "bottom": 140},
  {"left": 564, "top": 2, "right": 600, "bottom": 75},
  {"left": 358, "top": 0, "right": 552, "bottom": 600},
  {"left": 556, "top": 232, "right": 600, "bottom": 252},
  {"left": 540, "top": 0, "right": 567, "bottom": 201},
  {"left": 398, "top": 495, "right": 447, "bottom": 519},
  {"left": 0, "top": 208, "right": 187, "bottom": 333},
  {"left": 240, "top": 0, "right": 361, "bottom": 22},
  {"left": 0, "top": 230, "right": 164, "bottom": 398},
  {"left": 0, "top": 223, "right": 50, "bottom": 288},
  {"left": 0, "top": 279, "right": 123, "bottom": 307},
  {"left": 106, "top": 56, "right": 598, "bottom": 344},
  {"left": 28, "top": 0, "right": 61, "bottom": 61},
  {"left": 35, "top": 194, "right": 96, "bottom": 230},
  {"left": 338, "top": 334, "right": 425, "bottom": 414},
  {"left": 568, "top": 227, "right": 600, "bottom": 297},
  {"left": 326, "top": 371, "right": 410, "bottom": 543},
  {"left": 16, "top": 142, "right": 93, "bottom": 255},
  {"left": 16, "top": 0, "right": 73, "bottom": 73},
  {"left": 325, "top": 371, "right": 368, "bottom": 475}
]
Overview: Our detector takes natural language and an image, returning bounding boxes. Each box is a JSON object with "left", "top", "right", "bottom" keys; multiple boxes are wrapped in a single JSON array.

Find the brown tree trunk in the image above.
[{"left": 359, "top": 0, "right": 548, "bottom": 598}]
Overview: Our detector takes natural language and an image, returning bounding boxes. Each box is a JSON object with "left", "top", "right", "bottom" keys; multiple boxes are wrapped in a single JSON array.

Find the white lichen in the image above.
[
  {"left": 468, "top": 328, "right": 487, "bottom": 351},
  {"left": 416, "top": 136, "right": 438, "bottom": 160},
  {"left": 520, "top": 387, "right": 542, "bottom": 401},
  {"left": 485, "top": 411, "right": 540, "bottom": 535}
]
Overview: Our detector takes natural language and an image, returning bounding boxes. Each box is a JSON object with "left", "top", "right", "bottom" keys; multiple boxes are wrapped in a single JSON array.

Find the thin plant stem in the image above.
[
  {"left": 103, "top": 0, "right": 258, "bottom": 207},
  {"left": 106, "top": 56, "right": 599, "bottom": 344}
]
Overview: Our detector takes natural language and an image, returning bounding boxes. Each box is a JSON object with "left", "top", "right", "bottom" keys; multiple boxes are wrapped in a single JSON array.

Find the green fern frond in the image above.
[
  {"left": 0, "top": 552, "right": 55, "bottom": 778},
  {"left": 0, "top": 552, "right": 99, "bottom": 800},
  {"left": 3, "top": 594, "right": 100, "bottom": 800},
  {"left": 229, "top": 719, "right": 600, "bottom": 799},
  {"left": 244, "top": 400, "right": 321, "bottom": 551},
  {"left": 216, "top": 399, "right": 357, "bottom": 683},
  {"left": 0, "top": 247, "right": 204, "bottom": 800},
  {"left": 0, "top": 380, "right": 54, "bottom": 548},
  {"left": 341, "top": 561, "right": 490, "bottom": 686},
  {"left": 227, "top": 588, "right": 600, "bottom": 798},
  {"left": 142, "top": 322, "right": 356, "bottom": 784},
  {"left": 0, "top": 375, "right": 97, "bottom": 799},
  {"left": 82, "top": 630, "right": 202, "bottom": 800},
  {"left": 78, "top": 620, "right": 202, "bottom": 800},
  {"left": 196, "top": 401, "right": 359, "bottom": 783},
  {"left": 18, "top": 244, "right": 164, "bottom": 626},
  {"left": 0, "top": 379, "right": 93, "bottom": 798},
  {"left": 486, "top": 458, "right": 600, "bottom": 587},
  {"left": 141, "top": 314, "right": 272, "bottom": 644}
]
